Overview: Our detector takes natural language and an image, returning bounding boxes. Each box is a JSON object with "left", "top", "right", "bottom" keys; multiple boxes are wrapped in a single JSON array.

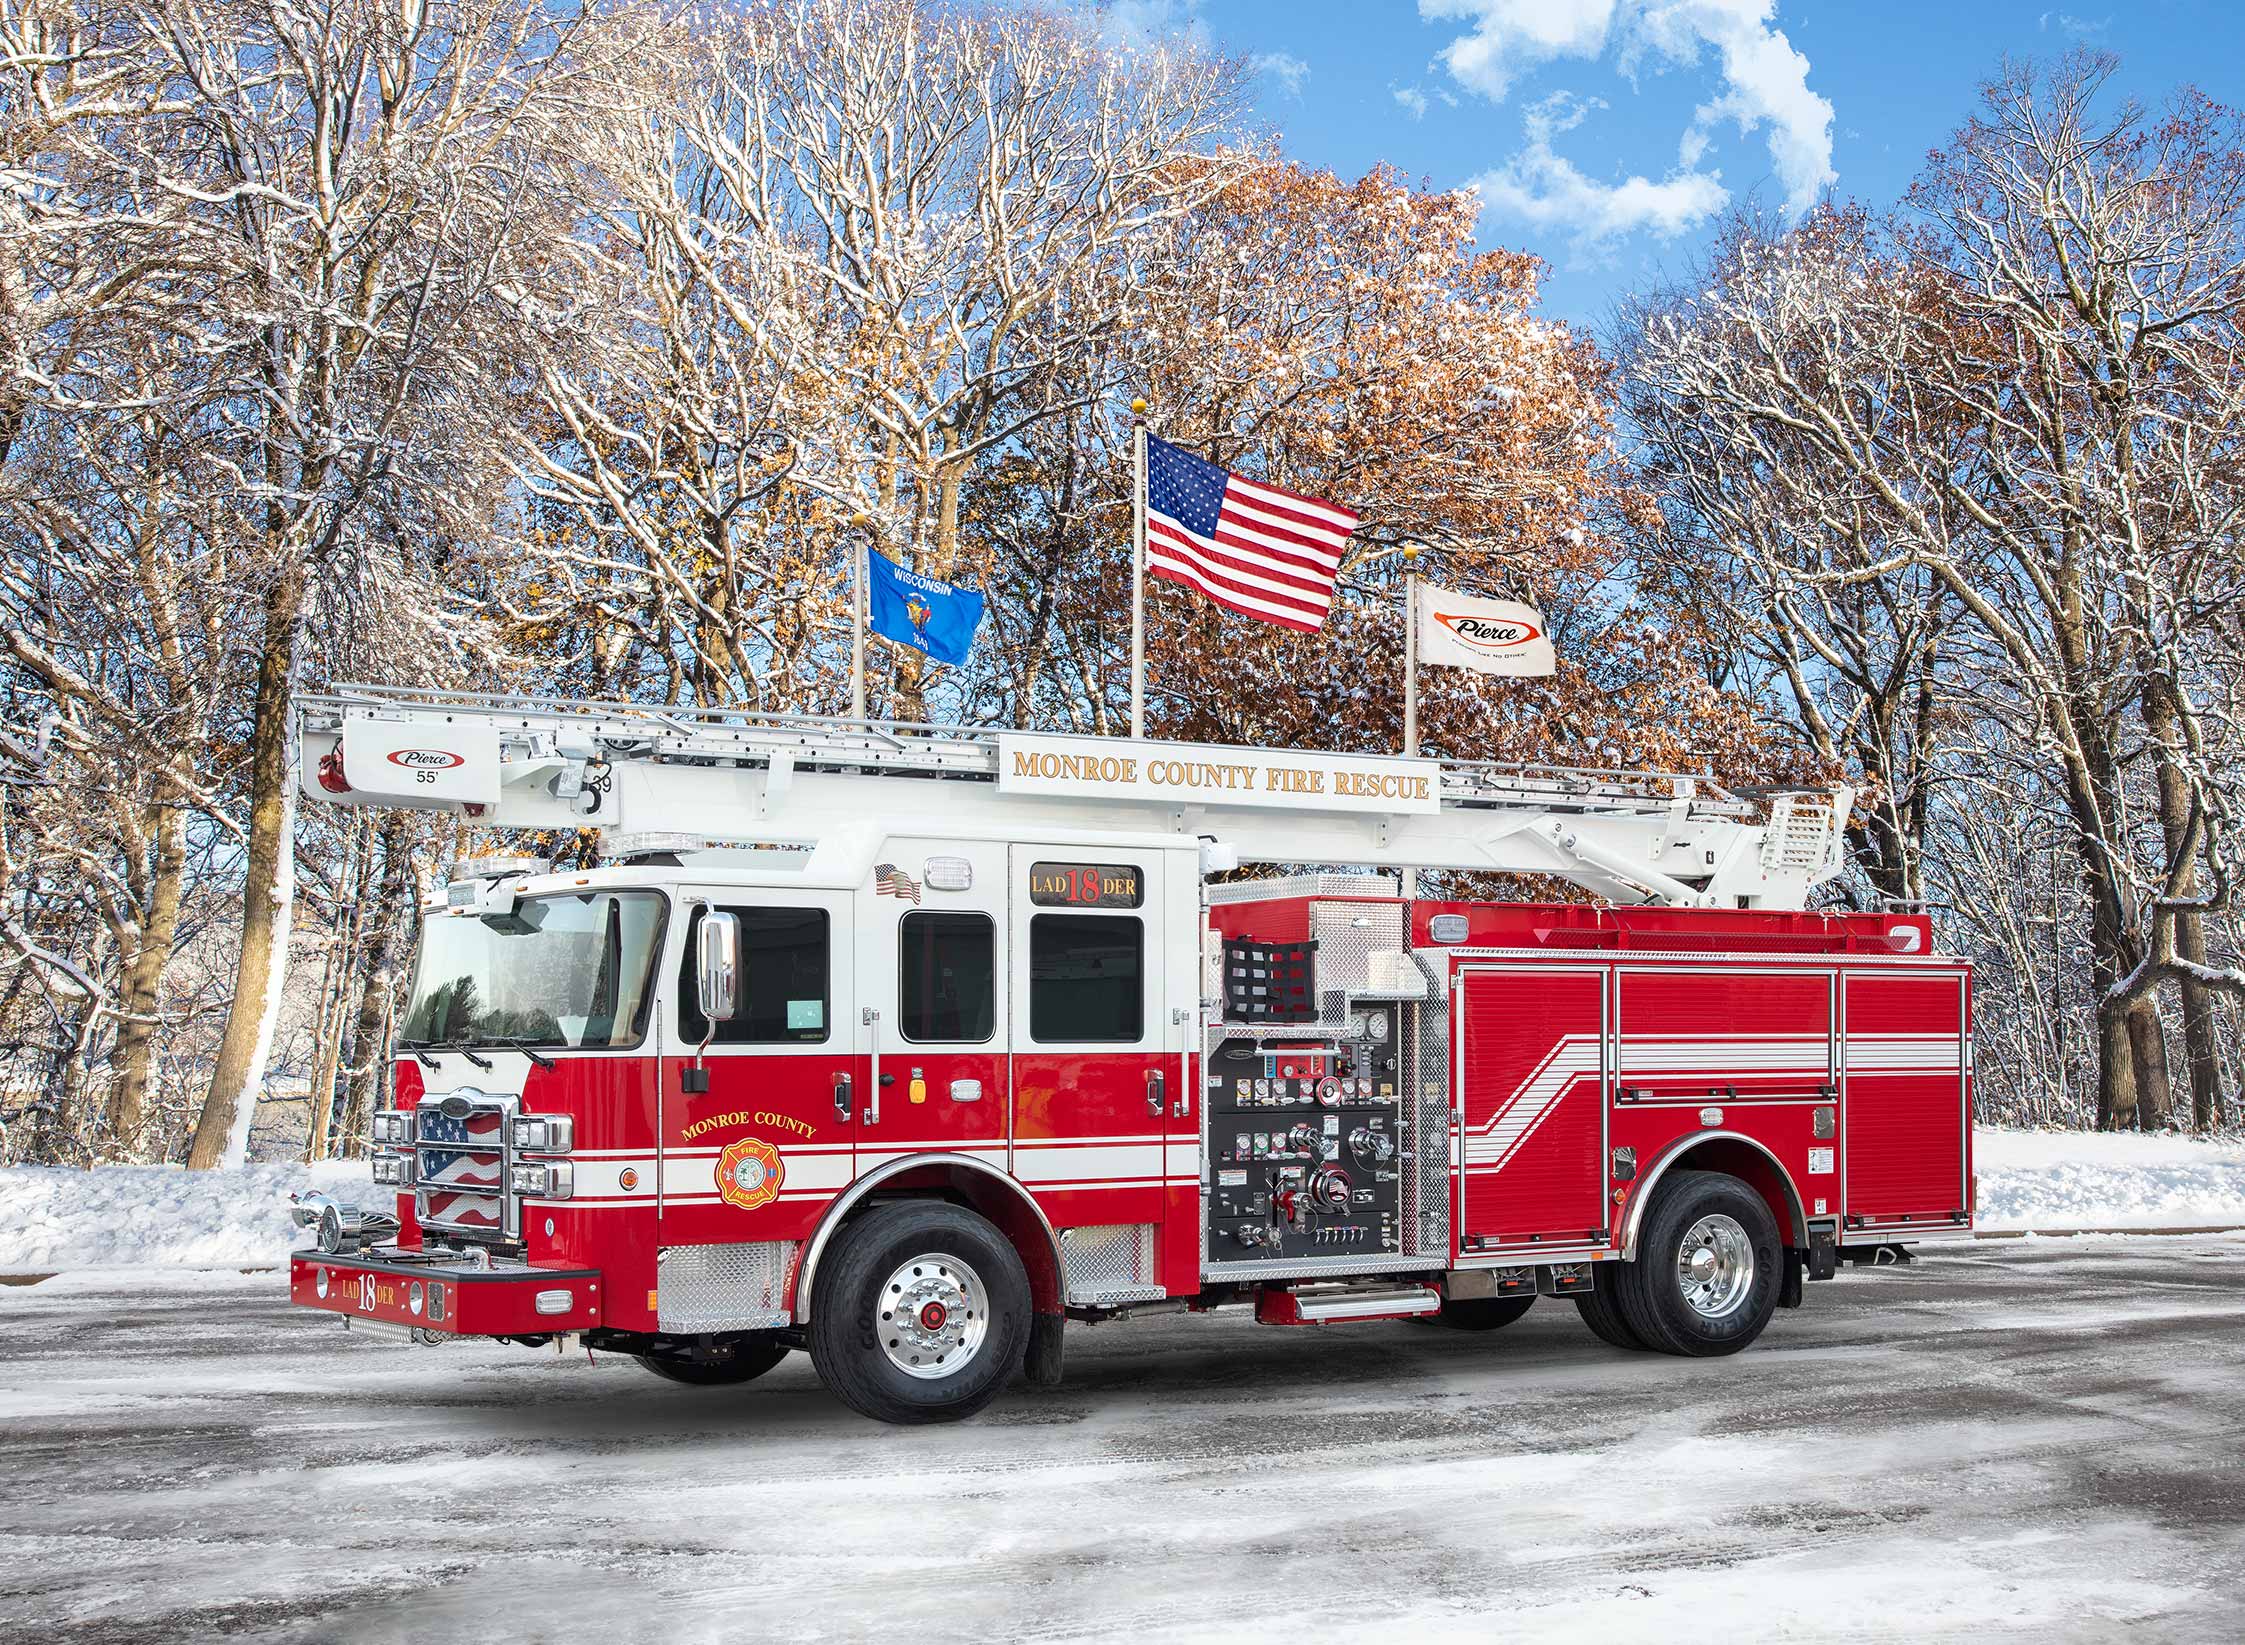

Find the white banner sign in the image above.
[
  {"left": 1415, "top": 583, "right": 1555, "bottom": 677},
  {"left": 998, "top": 735, "right": 1442, "bottom": 815}
]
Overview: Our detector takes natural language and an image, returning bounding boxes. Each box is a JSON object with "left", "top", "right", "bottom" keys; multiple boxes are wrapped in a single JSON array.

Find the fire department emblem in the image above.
[{"left": 714, "top": 1137, "right": 785, "bottom": 1210}]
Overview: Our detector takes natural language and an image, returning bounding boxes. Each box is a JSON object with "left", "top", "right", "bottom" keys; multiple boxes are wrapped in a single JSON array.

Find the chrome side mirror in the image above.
[{"left": 696, "top": 910, "right": 741, "bottom": 1026}]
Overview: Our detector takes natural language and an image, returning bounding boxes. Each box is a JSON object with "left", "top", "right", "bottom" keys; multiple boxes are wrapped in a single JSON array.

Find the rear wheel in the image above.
[
  {"left": 1572, "top": 1284, "right": 1650, "bottom": 1351},
  {"left": 809, "top": 1201, "right": 1030, "bottom": 1424},
  {"left": 1432, "top": 1293, "right": 1536, "bottom": 1332},
  {"left": 633, "top": 1334, "right": 791, "bottom": 1386},
  {"left": 1614, "top": 1170, "right": 1782, "bottom": 1357}
]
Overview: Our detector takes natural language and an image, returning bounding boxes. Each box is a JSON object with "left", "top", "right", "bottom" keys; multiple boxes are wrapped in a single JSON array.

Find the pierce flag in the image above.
[{"left": 1413, "top": 582, "right": 1555, "bottom": 677}]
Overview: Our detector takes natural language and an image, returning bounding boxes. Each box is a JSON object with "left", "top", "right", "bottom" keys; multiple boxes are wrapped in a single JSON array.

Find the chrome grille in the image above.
[{"left": 414, "top": 1092, "right": 517, "bottom": 1240}]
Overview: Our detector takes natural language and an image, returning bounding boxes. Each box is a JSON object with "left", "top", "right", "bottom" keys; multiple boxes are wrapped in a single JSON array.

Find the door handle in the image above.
[
  {"left": 862, "top": 1007, "right": 881, "bottom": 1125},
  {"left": 1146, "top": 1069, "right": 1165, "bottom": 1116},
  {"left": 1172, "top": 1054, "right": 1191, "bottom": 1119},
  {"left": 833, "top": 1072, "right": 852, "bottom": 1120}
]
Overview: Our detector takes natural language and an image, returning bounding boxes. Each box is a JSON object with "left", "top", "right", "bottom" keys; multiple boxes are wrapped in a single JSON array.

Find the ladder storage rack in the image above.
[{"left": 295, "top": 683, "right": 1851, "bottom": 909}]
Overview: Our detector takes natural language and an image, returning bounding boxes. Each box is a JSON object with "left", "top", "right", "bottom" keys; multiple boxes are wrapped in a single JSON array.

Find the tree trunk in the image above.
[
  {"left": 2094, "top": 992, "right": 2137, "bottom": 1131},
  {"left": 340, "top": 811, "right": 414, "bottom": 1155},
  {"left": 2142, "top": 671, "right": 2227, "bottom": 1130},
  {"left": 2125, "top": 999, "right": 2174, "bottom": 1130},
  {"left": 107, "top": 799, "right": 188, "bottom": 1154},
  {"left": 187, "top": 568, "right": 306, "bottom": 1169}
]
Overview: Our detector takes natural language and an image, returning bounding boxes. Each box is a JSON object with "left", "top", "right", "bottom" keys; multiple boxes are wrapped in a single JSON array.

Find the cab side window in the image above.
[
  {"left": 900, "top": 911, "right": 996, "bottom": 1042},
  {"left": 678, "top": 905, "right": 829, "bottom": 1044},
  {"left": 1029, "top": 913, "right": 1143, "bottom": 1043}
]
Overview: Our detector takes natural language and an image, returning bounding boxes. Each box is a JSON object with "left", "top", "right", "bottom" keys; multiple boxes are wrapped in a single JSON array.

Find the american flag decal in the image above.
[
  {"left": 1144, "top": 433, "right": 1357, "bottom": 632},
  {"left": 873, "top": 863, "right": 921, "bottom": 904}
]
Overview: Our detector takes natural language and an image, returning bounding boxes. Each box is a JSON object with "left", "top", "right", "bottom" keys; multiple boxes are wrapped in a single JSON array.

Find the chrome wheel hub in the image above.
[
  {"left": 878, "top": 1253, "right": 988, "bottom": 1380},
  {"left": 1675, "top": 1213, "right": 1753, "bottom": 1318}
]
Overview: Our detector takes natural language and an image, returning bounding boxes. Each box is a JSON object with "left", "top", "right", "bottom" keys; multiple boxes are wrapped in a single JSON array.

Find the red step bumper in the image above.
[{"left": 290, "top": 1249, "right": 604, "bottom": 1334}]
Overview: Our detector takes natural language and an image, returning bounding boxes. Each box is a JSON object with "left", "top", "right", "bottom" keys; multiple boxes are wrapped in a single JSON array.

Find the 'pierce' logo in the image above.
[
  {"left": 387, "top": 748, "right": 466, "bottom": 770},
  {"left": 1435, "top": 613, "right": 1543, "bottom": 652}
]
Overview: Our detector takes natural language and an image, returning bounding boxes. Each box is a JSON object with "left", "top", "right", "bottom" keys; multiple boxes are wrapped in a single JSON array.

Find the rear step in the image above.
[{"left": 1256, "top": 1285, "right": 1443, "bottom": 1326}]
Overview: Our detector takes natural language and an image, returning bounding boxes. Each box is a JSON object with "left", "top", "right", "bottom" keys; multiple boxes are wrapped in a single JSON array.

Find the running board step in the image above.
[{"left": 1256, "top": 1286, "right": 1443, "bottom": 1326}]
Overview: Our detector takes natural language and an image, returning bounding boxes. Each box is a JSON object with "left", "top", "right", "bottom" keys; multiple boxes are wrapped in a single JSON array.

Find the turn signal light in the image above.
[
  {"left": 509, "top": 1115, "right": 575, "bottom": 1153},
  {"left": 509, "top": 1162, "right": 574, "bottom": 1199},
  {"left": 370, "top": 1110, "right": 413, "bottom": 1145}
]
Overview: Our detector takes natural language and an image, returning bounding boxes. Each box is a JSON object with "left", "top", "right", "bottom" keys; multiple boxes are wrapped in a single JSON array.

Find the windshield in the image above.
[{"left": 400, "top": 891, "right": 668, "bottom": 1051}]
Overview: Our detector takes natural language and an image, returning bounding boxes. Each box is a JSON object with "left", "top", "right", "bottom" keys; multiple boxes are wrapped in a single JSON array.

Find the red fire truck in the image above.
[{"left": 288, "top": 686, "right": 1972, "bottom": 1423}]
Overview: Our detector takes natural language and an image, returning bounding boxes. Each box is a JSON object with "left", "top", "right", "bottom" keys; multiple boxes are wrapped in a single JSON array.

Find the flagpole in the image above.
[
  {"left": 1402, "top": 543, "right": 1421, "bottom": 758},
  {"left": 1129, "top": 399, "right": 1148, "bottom": 741},
  {"left": 848, "top": 512, "right": 868, "bottom": 721},
  {"left": 1402, "top": 543, "right": 1421, "bottom": 902}
]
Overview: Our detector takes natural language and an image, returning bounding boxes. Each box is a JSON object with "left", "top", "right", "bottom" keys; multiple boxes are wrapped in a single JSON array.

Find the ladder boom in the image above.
[{"left": 295, "top": 684, "right": 1852, "bottom": 909}]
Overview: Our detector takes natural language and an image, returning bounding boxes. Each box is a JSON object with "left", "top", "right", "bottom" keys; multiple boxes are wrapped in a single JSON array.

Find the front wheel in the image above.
[
  {"left": 1613, "top": 1170, "right": 1782, "bottom": 1357},
  {"left": 808, "top": 1201, "right": 1030, "bottom": 1424},
  {"left": 633, "top": 1333, "right": 792, "bottom": 1386}
]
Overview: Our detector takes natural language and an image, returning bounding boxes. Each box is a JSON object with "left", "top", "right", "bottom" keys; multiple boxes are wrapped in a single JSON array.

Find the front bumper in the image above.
[{"left": 289, "top": 1248, "right": 604, "bottom": 1334}]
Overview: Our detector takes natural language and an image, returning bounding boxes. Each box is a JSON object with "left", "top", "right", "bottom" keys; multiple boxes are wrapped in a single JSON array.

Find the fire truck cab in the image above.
[{"left": 287, "top": 687, "right": 1972, "bottom": 1423}]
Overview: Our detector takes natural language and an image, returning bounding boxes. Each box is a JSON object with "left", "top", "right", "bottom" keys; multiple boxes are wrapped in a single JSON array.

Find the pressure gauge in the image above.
[
  {"left": 1347, "top": 1012, "right": 1369, "bottom": 1040},
  {"left": 1367, "top": 1012, "right": 1391, "bottom": 1043}
]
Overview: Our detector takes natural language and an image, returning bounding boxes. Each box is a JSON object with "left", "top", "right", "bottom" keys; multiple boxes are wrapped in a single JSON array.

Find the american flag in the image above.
[
  {"left": 873, "top": 863, "right": 921, "bottom": 904},
  {"left": 1144, "top": 433, "right": 1358, "bottom": 632}
]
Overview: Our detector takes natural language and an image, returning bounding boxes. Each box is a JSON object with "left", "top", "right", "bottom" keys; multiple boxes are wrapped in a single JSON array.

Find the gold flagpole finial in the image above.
[{"left": 1130, "top": 398, "right": 1148, "bottom": 418}]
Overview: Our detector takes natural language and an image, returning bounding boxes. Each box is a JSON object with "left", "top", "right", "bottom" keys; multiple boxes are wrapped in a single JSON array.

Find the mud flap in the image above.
[
  {"left": 1779, "top": 1249, "right": 1805, "bottom": 1309},
  {"left": 1024, "top": 1311, "right": 1065, "bottom": 1388}
]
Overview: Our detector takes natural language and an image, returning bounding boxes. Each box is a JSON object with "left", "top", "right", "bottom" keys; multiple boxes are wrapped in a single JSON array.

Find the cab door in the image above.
[
  {"left": 1006, "top": 849, "right": 1172, "bottom": 1252},
  {"left": 660, "top": 889, "right": 857, "bottom": 1246},
  {"left": 856, "top": 840, "right": 1009, "bottom": 1175}
]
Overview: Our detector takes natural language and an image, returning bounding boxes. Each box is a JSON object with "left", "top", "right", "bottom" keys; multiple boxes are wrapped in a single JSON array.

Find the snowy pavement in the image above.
[{"left": 4, "top": 1239, "right": 2244, "bottom": 1642}]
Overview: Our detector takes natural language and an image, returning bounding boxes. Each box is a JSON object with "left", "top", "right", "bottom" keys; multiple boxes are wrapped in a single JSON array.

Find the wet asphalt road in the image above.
[{"left": 2, "top": 1237, "right": 2243, "bottom": 1644}]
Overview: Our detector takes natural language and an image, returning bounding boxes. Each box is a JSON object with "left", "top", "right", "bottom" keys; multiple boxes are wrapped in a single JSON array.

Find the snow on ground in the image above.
[
  {"left": 0, "top": 1160, "right": 370, "bottom": 1273},
  {"left": 2, "top": 1127, "right": 2242, "bottom": 1275},
  {"left": 1975, "top": 1127, "right": 2245, "bottom": 1231}
]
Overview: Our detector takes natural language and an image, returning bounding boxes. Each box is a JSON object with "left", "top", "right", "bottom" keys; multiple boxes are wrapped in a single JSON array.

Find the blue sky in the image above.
[{"left": 1109, "top": 1, "right": 2245, "bottom": 333}]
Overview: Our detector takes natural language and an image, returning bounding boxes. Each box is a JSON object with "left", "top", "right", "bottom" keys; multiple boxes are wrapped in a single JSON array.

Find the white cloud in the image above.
[
  {"left": 1465, "top": 90, "right": 1728, "bottom": 247},
  {"left": 1423, "top": 0, "right": 1835, "bottom": 228},
  {"left": 1394, "top": 83, "right": 1431, "bottom": 120},
  {"left": 2041, "top": 11, "right": 2110, "bottom": 37},
  {"left": 1252, "top": 51, "right": 1310, "bottom": 98}
]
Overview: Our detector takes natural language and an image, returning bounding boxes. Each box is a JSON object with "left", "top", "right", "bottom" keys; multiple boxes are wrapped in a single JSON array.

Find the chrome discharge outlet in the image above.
[{"left": 289, "top": 1192, "right": 400, "bottom": 1256}]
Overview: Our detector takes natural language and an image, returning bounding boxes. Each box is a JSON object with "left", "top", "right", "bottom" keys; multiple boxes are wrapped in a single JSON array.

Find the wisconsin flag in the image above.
[
  {"left": 1415, "top": 583, "right": 1556, "bottom": 677},
  {"left": 867, "top": 551, "right": 983, "bottom": 667}
]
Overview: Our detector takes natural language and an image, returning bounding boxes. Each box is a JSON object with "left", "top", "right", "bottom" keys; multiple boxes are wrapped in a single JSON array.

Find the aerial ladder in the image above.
[{"left": 295, "top": 683, "right": 1852, "bottom": 909}]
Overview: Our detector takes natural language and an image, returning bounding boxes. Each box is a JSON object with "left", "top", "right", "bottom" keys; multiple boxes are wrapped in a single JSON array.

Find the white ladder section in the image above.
[{"left": 294, "top": 683, "right": 1852, "bottom": 909}]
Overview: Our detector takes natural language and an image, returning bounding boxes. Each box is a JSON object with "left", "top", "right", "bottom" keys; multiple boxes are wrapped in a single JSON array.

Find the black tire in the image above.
[
  {"left": 1433, "top": 1293, "right": 1537, "bottom": 1331},
  {"left": 808, "top": 1201, "right": 1030, "bottom": 1425},
  {"left": 1573, "top": 1283, "right": 1651, "bottom": 1351},
  {"left": 633, "top": 1334, "right": 791, "bottom": 1386},
  {"left": 1613, "top": 1170, "right": 1783, "bottom": 1357}
]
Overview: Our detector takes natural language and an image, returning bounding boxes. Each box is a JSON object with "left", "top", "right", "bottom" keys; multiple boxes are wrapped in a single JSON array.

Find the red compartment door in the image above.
[
  {"left": 1844, "top": 970, "right": 1969, "bottom": 1226},
  {"left": 1457, "top": 965, "right": 1608, "bottom": 1250}
]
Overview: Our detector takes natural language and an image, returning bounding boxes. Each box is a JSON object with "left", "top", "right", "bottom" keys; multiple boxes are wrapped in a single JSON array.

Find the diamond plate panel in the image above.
[
  {"left": 1205, "top": 872, "right": 1401, "bottom": 905},
  {"left": 1060, "top": 1223, "right": 1162, "bottom": 1306},
  {"left": 657, "top": 1241, "right": 796, "bottom": 1332}
]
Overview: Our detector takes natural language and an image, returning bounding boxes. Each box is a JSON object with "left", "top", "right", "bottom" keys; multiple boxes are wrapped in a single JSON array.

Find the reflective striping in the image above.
[{"left": 1013, "top": 1144, "right": 1166, "bottom": 1185}]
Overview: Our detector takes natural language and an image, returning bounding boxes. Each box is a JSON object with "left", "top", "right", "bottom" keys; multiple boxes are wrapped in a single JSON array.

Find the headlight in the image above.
[
  {"left": 509, "top": 1162, "right": 574, "bottom": 1199},
  {"left": 371, "top": 1110, "right": 412, "bottom": 1145},
  {"left": 370, "top": 1155, "right": 417, "bottom": 1188},
  {"left": 508, "top": 1115, "right": 574, "bottom": 1153}
]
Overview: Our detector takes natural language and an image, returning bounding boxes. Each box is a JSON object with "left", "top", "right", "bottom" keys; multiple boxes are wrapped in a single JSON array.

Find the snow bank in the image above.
[
  {"left": 1975, "top": 1127, "right": 2245, "bottom": 1231},
  {"left": 4, "top": 1130, "right": 2243, "bottom": 1273},
  {"left": 0, "top": 1161, "right": 371, "bottom": 1273}
]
